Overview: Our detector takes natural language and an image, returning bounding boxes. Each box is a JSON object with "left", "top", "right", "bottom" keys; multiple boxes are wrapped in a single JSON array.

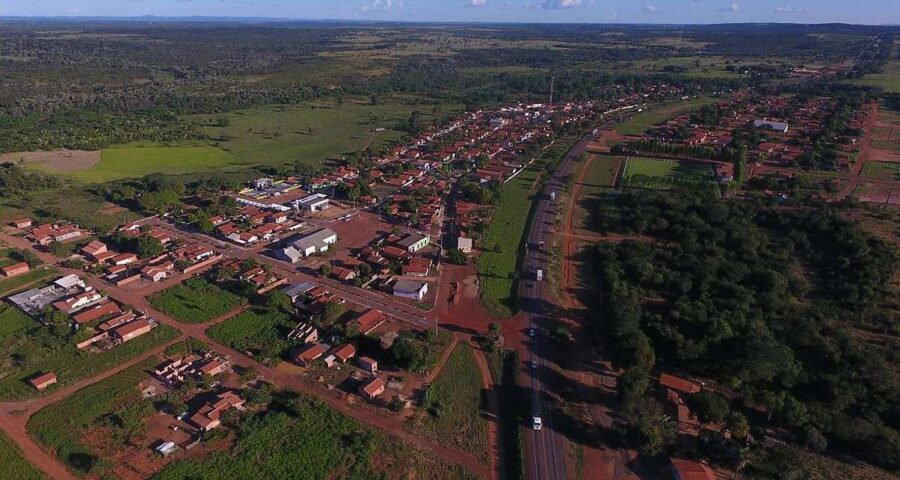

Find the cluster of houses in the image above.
[
  {"left": 153, "top": 353, "right": 231, "bottom": 386},
  {"left": 84, "top": 226, "right": 221, "bottom": 286},
  {"left": 7, "top": 274, "right": 158, "bottom": 355},
  {"left": 645, "top": 92, "right": 865, "bottom": 169},
  {"left": 217, "top": 259, "right": 289, "bottom": 294},
  {"left": 659, "top": 373, "right": 730, "bottom": 441},
  {"left": 212, "top": 202, "right": 307, "bottom": 247},
  {"left": 22, "top": 220, "right": 83, "bottom": 246}
]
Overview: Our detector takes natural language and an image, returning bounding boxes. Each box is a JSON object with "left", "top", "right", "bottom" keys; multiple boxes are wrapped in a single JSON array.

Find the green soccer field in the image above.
[{"left": 623, "top": 156, "right": 715, "bottom": 190}]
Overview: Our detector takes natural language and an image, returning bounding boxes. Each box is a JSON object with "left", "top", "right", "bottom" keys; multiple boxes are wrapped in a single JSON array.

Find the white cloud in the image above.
[
  {"left": 641, "top": 4, "right": 658, "bottom": 13},
  {"left": 543, "top": 0, "right": 582, "bottom": 9},
  {"left": 66, "top": 7, "right": 81, "bottom": 14},
  {"left": 718, "top": 2, "right": 739, "bottom": 12},
  {"left": 468, "top": 0, "right": 488, "bottom": 6},
  {"left": 775, "top": 5, "right": 811, "bottom": 13},
  {"left": 363, "top": 0, "right": 401, "bottom": 11}
]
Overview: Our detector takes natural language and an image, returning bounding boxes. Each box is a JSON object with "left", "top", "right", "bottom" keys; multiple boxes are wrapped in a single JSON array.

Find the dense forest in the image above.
[{"left": 588, "top": 191, "right": 899, "bottom": 473}]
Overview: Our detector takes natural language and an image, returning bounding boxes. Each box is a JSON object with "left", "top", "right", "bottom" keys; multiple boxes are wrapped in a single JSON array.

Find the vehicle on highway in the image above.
[
  {"left": 536, "top": 269, "right": 543, "bottom": 281},
  {"left": 550, "top": 191, "right": 556, "bottom": 201},
  {"left": 529, "top": 328, "right": 535, "bottom": 337},
  {"left": 531, "top": 361, "right": 538, "bottom": 370},
  {"left": 532, "top": 416, "right": 542, "bottom": 431}
]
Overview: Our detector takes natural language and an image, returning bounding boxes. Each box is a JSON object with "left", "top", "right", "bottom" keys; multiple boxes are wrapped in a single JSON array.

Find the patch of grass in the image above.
[
  {"left": 420, "top": 343, "right": 487, "bottom": 461},
  {"left": 0, "top": 323, "right": 178, "bottom": 401},
  {"left": 0, "top": 431, "right": 44, "bottom": 480},
  {"left": 0, "top": 303, "right": 35, "bottom": 339},
  {"left": 615, "top": 96, "right": 718, "bottom": 136},
  {"left": 862, "top": 161, "right": 900, "bottom": 181},
  {"left": 154, "top": 392, "right": 477, "bottom": 480},
  {"left": 622, "top": 156, "right": 716, "bottom": 191},
  {"left": 149, "top": 277, "right": 245, "bottom": 324},
  {"left": 185, "top": 99, "right": 458, "bottom": 169},
  {"left": 575, "top": 155, "right": 620, "bottom": 231},
  {"left": 206, "top": 306, "right": 295, "bottom": 364},
  {"left": 68, "top": 144, "right": 239, "bottom": 183},
  {"left": 28, "top": 358, "right": 157, "bottom": 476},
  {"left": 0, "top": 267, "right": 58, "bottom": 296},
  {"left": 844, "top": 60, "right": 900, "bottom": 94},
  {"left": 0, "top": 184, "right": 140, "bottom": 233}
]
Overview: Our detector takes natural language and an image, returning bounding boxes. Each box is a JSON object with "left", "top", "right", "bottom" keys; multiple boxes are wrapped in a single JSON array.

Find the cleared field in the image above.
[
  {"left": 575, "top": 155, "right": 620, "bottom": 231},
  {"left": 615, "top": 96, "right": 718, "bottom": 136},
  {"left": 623, "top": 156, "right": 715, "bottom": 190},
  {"left": 845, "top": 60, "right": 900, "bottom": 94},
  {"left": 66, "top": 144, "right": 239, "bottom": 183},
  {"left": 0, "top": 317, "right": 178, "bottom": 400},
  {"left": 206, "top": 306, "right": 293, "bottom": 364},
  {"left": 862, "top": 161, "right": 900, "bottom": 181},
  {"left": 0, "top": 185, "right": 141, "bottom": 233},
  {"left": 0, "top": 431, "right": 44, "bottom": 480},
  {"left": 154, "top": 393, "right": 477, "bottom": 480},
  {"left": 419, "top": 343, "right": 487, "bottom": 462},
  {"left": 148, "top": 277, "right": 245, "bottom": 324},
  {"left": 0, "top": 303, "right": 34, "bottom": 339},
  {"left": 27, "top": 359, "right": 154, "bottom": 476},
  {"left": 185, "top": 99, "right": 455, "bottom": 169}
]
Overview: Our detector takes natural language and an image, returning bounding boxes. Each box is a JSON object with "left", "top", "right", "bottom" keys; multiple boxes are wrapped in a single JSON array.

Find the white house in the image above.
[
  {"left": 276, "top": 228, "right": 338, "bottom": 263},
  {"left": 393, "top": 280, "right": 428, "bottom": 301},
  {"left": 295, "top": 194, "right": 331, "bottom": 212}
]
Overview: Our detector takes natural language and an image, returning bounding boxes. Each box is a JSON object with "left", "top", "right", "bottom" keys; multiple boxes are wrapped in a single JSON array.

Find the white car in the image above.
[{"left": 532, "top": 416, "right": 543, "bottom": 431}]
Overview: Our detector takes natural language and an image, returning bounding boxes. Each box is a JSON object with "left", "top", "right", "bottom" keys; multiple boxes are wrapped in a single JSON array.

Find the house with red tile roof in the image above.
[
  {"left": 189, "top": 390, "right": 245, "bottom": 431},
  {"left": 72, "top": 301, "right": 121, "bottom": 325},
  {"left": 293, "top": 343, "right": 329, "bottom": 367},
  {"left": 349, "top": 309, "right": 385, "bottom": 335},
  {"left": 359, "top": 377, "right": 385, "bottom": 400},
  {"left": 1, "top": 262, "right": 29, "bottom": 278},
  {"left": 670, "top": 458, "right": 715, "bottom": 480},
  {"left": 29, "top": 372, "right": 57, "bottom": 391},
  {"left": 660, "top": 373, "right": 701, "bottom": 395}
]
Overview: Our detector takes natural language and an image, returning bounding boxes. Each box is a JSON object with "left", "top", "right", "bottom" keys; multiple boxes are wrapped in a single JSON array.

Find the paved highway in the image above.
[{"left": 521, "top": 116, "right": 620, "bottom": 480}]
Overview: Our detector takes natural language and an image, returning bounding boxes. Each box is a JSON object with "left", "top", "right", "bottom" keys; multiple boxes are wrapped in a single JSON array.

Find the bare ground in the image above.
[{"left": 0, "top": 149, "right": 101, "bottom": 172}]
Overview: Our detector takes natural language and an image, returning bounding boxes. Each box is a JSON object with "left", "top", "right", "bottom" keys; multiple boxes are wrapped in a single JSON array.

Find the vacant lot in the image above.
[
  {"left": 418, "top": 343, "right": 487, "bottom": 462},
  {"left": 623, "top": 156, "right": 715, "bottom": 190},
  {"left": 615, "top": 96, "right": 718, "bottom": 136},
  {"left": 0, "top": 431, "right": 43, "bottom": 480},
  {"left": 206, "top": 306, "right": 294, "bottom": 364},
  {"left": 575, "top": 155, "right": 621, "bottom": 231},
  {"left": 186, "top": 99, "right": 451, "bottom": 169},
  {"left": 149, "top": 277, "right": 245, "bottom": 324},
  {"left": 862, "top": 161, "right": 900, "bottom": 181},
  {"left": 28, "top": 358, "right": 158, "bottom": 477},
  {"left": 67, "top": 144, "right": 239, "bottom": 183},
  {"left": 154, "top": 392, "right": 477, "bottom": 480},
  {"left": 0, "top": 313, "right": 178, "bottom": 400}
]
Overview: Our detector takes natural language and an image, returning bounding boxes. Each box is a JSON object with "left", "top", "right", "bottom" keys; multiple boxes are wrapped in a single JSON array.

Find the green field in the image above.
[
  {"left": 77, "top": 144, "right": 238, "bottom": 183},
  {"left": 419, "top": 343, "right": 487, "bottom": 462},
  {"left": 28, "top": 358, "right": 160, "bottom": 476},
  {"left": 576, "top": 155, "right": 620, "bottom": 231},
  {"left": 154, "top": 392, "right": 477, "bottom": 480},
  {"left": 0, "top": 431, "right": 44, "bottom": 480},
  {"left": 0, "top": 303, "right": 35, "bottom": 339},
  {"left": 623, "top": 156, "right": 716, "bottom": 190},
  {"left": 845, "top": 60, "right": 900, "bottom": 94},
  {"left": 0, "top": 267, "right": 57, "bottom": 297},
  {"left": 149, "top": 277, "right": 245, "bottom": 324},
  {"left": 862, "top": 161, "right": 900, "bottom": 181},
  {"left": 615, "top": 96, "right": 718, "bottom": 136},
  {"left": 0, "top": 315, "right": 178, "bottom": 401},
  {"left": 206, "top": 306, "right": 294, "bottom": 364},
  {"left": 185, "top": 99, "right": 456, "bottom": 169}
]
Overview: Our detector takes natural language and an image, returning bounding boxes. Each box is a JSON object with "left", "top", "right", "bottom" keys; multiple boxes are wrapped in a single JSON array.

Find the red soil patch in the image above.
[{"left": 1, "top": 149, "right": 101, "bottom": 172}]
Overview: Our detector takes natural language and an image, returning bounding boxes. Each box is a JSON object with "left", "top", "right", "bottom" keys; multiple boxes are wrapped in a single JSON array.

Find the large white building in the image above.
[
  {"left": 276, "top": 228, "right": 338, "bottom": 263},
  {"left": 294, "top": 194, "right": 331, "bottom": 213}
]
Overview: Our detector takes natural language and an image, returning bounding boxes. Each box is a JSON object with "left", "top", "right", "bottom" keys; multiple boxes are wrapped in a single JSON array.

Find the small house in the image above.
[
  {"left": 359, "top": 377, "right": 386, "bottom": 400},
  {"left": 358, "top": 356, "right": 378, "bottom": 374},
  {"left": 393, "top": 280, "right": 428, "bottom": 301},
  {"left": 29, "top": 372, "right": 57, "bottom": 391},
  {"left": 1, "top": 262, "right": 30, "bottom": 278}
]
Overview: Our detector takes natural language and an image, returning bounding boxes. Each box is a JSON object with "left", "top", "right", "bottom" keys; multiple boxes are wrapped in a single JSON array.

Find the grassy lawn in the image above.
[
  {"left": 0, "top": 314, "right": 178, "bottom": 401},
  {"left": 0, "top": 431, "right": 44, "bottom": 480},
  {"left": 185, "top": 98, "right": 457, "bottom": 169},
  {"left": 149, "top": 277, "right": 245, "bottom": 324},
  {"left": 419, "top": 343, "right": 487, "bottom": 462},
  {"left": 28, "top": 358, "right": 157, "bottom": 477},
  {"left": 0, "top": 184, "right": 140, "bottom": 233},
  {"left": 845, "top": 60, "right": 899, "bottom": 94},
  {"left": 0, "top": 267, "right": 58, "bottom": 297},
  {"left": 575, "top": 155, "right": 620, "bottom": 231},
  {"left": 73, "top": 144, "right": 239, "bottom": 183},
  {"left": 615, "top": 96, "right": 718, "bottom": 136},
  {"left": 862, "top": 161, "right": 900, "bottom": 181},
  {"left": 154, "top": 392, "right": 478, "bottom": 480},
  {"left": 623, "top": 156, "right": 716, "bottom": 190},
  {"left": 206, "top": 306, "right": 295, "bottom": 364},
  {"left": 476, "top": 162, "right": 542, "bottom": 318}
]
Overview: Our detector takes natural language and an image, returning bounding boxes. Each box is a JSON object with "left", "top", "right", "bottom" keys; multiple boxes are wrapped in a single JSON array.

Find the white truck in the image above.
[
  {"left": 549, "top": 191, "right": 556, "bottom": 201},
  {"left": 532, "top": 416, "right": 543, "bottom": 431},
  {"left": 536, "top": 269, "right": 543, "bottom": 282}
]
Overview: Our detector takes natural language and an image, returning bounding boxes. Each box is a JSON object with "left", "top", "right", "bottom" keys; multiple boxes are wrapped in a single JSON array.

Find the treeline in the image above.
[
  {"left": 589, "top": 191, "right": 899, "bottom": 472},
  {"left": 0, "top": 162, "right": 61, "bottom": 196}
]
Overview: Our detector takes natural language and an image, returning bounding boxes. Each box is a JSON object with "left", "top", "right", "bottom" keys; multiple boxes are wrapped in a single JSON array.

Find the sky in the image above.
[{"left": 0, "top": 0, "right": 897, "bottom": 25}]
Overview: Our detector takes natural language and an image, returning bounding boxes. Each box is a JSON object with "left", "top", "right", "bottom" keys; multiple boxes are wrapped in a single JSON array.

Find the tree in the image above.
[
  {"left": 488, "top": 322, "right": 501, "bottom": 338},
  {"left": 618, "top": 367, "right": 650, "bottom": 403},
  {"left": 48, "top": 240, "right": 70, "bottom": 257},
  {"left": 136, "top": 235, "right": 164, "bottom": 259},
  {"left": 320, "top": 300, "right": 343, "bottom": 325},
  {"left": 319, "top": 263, "right": 333, "bottom": 277},
  {"left": 446, "top": 248, "right": 466, "bottom": 265},
  {"left": 727, "top": 412, "right": 750, "bottom": 441},
  {"left": 625, "top": 397, "right": 676, "bottom": 456},
  {"left": 688, "top": 391, "right": 730, "bottom": 427},
  {"left": 391, "top": 334, "right": 427, "bottom": 372},
  {"left": 266, "top": 290, "right": 294, "bottom": 313}
]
